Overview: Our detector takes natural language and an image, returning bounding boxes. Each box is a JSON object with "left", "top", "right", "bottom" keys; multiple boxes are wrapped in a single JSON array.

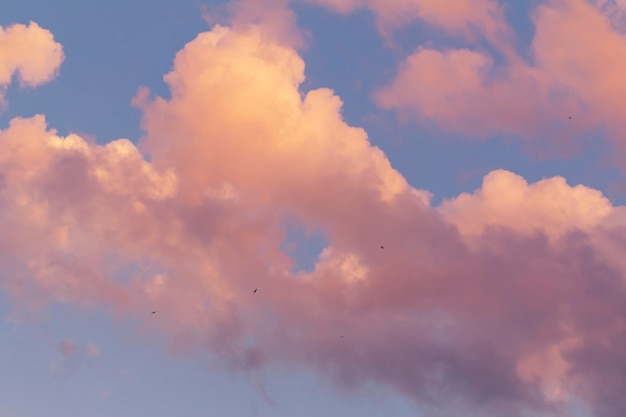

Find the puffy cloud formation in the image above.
[
  {"left": 3, "top": 22, "right": 626, "bottom": 417},
  {"left": 439, "top": 170, "right": 613, "bottom": 241},
  {"left": 0, "top": 21, "right": 64, "bottom": 108},
  {"left": 367, "top": 0, "right": 626, "bottom": 163}
]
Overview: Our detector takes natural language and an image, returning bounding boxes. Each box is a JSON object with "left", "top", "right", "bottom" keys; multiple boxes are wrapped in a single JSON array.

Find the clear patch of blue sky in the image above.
[{"left": 280, "top": 221, "right": 327, "bottom": 274}]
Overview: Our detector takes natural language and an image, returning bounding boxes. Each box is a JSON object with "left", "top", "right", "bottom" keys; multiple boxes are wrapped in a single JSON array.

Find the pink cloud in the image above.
[
  {"left": 3, "top": 22, "right": 626, "bottom": 417},
  {"left": 86, "top": 342, "right": 101, "bottom": 357},
  {"left": 303, "top": 0, "right": 510, "bottom": 44},
  {"left": 439, "top": 169, "right": 613, "bottom": 241},
  {"left": 373, "top": 0, "right": 626, "bottom": 164},
  {"left": 51, "top": 340, "right": 101, "bottom": 375},
  {"left": 375, "top": 48, "right": 559, "bottom": 137},
  {"left": 202, "top": 0, "right": 308, "bottom": 49},
  {"left": 205, "top": 0, "right": 510, "bottom": 50},
  {"left": 0, "top": 22, "right": 64, "bottom": 108}
]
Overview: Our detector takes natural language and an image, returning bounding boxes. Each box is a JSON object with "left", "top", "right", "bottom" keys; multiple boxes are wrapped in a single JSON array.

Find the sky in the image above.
[{"left": 2, "top": 0, "right": 626, "bottom": 416}]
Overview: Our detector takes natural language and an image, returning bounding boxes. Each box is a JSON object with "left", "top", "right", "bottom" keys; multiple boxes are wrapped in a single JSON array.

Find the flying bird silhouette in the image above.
[
  {"left": 380, "top": 245, "right": 384, "bottom": 249},
  {"left": 151, "top": 311, "right": 156, "bottom": 315},
  {"left": 253, "top": 289, "right": 258, "bottom": 294}
]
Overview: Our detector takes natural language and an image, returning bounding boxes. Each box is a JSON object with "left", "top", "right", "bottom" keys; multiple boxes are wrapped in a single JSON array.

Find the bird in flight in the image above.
[
  {"left": 380, "top": 245, "right": 384, "bottom": 249},
  {"left": 569, "top": 116, "right": 572, "bottom": 119},
  {"left": 151, "top": 311, "right": 156, "bottom": 315},
  {"left": 253, "top": 289, "right": 258, "bottom": 294}
]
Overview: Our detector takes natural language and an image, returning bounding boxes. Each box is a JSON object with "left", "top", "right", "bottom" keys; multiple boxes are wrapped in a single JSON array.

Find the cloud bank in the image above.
[{"left": 3, "top": 13, "right": 626, "bottom": 417}]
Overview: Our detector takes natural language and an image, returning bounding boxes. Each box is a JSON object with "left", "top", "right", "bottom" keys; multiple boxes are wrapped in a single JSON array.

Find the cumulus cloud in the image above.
[
  {"left": 3, "top": 21, "right": 626, "bottom": 417},
  {"left": 372, "top": 0, "right": 626, "bottom": 165},
  {"left": 0, "top": 21, "right": 64, "bottom": 108},
  {"left": 439, "top": 169, "right": 613, "bottom": 241}
]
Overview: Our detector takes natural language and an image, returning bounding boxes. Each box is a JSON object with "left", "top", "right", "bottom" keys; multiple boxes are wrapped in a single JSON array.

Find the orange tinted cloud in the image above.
[
  {"left": 3, "top": 22, "right": 626, "bottom": 417},
  {"left": 0, "top": 22, "right": 64, "bottom": 108},
  {"left": 374, "top": 0, "right": 626, "bottom": 163}
]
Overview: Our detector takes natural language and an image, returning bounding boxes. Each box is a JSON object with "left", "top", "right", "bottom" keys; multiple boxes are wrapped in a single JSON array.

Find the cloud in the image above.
[
  {"left": 303, "top": 0, "right": 510, "bottom": 43},
  {"left": 86, "top": 342, "right": 101, "bottom": 357},
  {"left": 205, "top": 0, "right": 509, "bottom": 50},
  {"left": 439, "top": 169, "right": 613, "bottom": 242},
  {"left": 3, "top": 21, "right": 626, "bottom": 417},
  {"left": 202, "top": 0, "right": 308, "bottom": 49},
  {"left": 0, "top": 21, "right": 64, "bottom": 108},
  {"left": 372, "top": 0, "right": 626, "bottom": 165},
  {"left": 51, "top": 340, "right": 101, "bottom": 375}
]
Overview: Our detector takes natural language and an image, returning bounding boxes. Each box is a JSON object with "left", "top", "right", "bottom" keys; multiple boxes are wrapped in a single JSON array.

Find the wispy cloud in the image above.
[{"left": 50, "top": 340, "right": 101, "bottom": 376}]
